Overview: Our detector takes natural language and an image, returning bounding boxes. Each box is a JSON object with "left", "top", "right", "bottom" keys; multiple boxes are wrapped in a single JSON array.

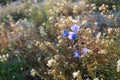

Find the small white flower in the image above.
[
  {"left": 14, "top": 50, "right": 19, "bottom": 54},
  {"left": 96, "top": 32, "right": 101, "bottom": 39},
  {"left": 20, "top": 67, "right": 23, "bottom": 70},
  {"left": 105, "top": 5, "right": 108, "bottom": 8},
  {"left": 81, "top": 20, "right": 87, "bottom": 25},
  {"left": 101, "top": 12, "right": 105, "bottom": 16},
  {"left": 94, "top": 22, "right": 98, "bottom": 26},
  {"left": 108, "top": 14, "right": 114, "bottom": 19},
  {"left": 86, "top": 78, "right": 90, "bottom": 80},
  {"left": 101, "top": 4, "right": 105, "bottom": 7},
  {"left": 72, "top": 70, "right": 80, "bottom": 79},
  {"left": 117, "top": 59, "right": 120, "bottom": 72},
  {"left": 37, "top": 57, "right": 41, "bottom": 62},
  {"left": 72, "top": 19, "right": 78, "bottom": 23},
  {"left": 117, "top": 59, "right": 120, "bottom": 65},
  {"left": 4, "top": 58, "right": 7, "bottom": 61},
  {"left": 56, "top": 44, "right": 60, "bottom": 46},
  {"left": 98, "top": 49, "right": 107, "bottom": 54},
  {"left": 107, "top": 27, "right": 113, "bottom": 34},
  {"left": 47, "top": 58, "right": 56, "bottom": 67},
  {"left": 79, "top": 1, "right": 85, "bottom": 5},
  {"left": 54, "top": 55, "right": 59, "bottom": 60},
  {"left": 81, "top": 55, "right": 84, "bottom": 58},
  {"left": 13, "top": 76, "right": 15, "bottom": 78},
  {"left": 26, "top": 44, "right": 32, "bottom": 49},
  {"left": 42, "top": 23, "right": 45, "bottom": 26},
  {"left": 0, "top": 56, "right": 2, "bottom": 59},
  {"left": 35, "top": 41, "right": 40, "bottom": 46},
  {"left": 99, "top": 7, "right": 102, "bottom": 11},
  {"left": 58, "top": 39, "right": 63, "bottom": 44},
  {"left": 57, "top": 35, "right": 62, "bottom": 40},
  {"left": 100, "top": 78, "right": 104, "bottom": 80},
  {"left": 93, "top": 6, "right": 96, "bottom": 10},
  {"left": 2, "top": 55, "right": 6, "bottom": 58},
  {"left": 6, "top": 54, "right": 9, "bottom": 58},
  {"left": 86, "top": 4, "right": 90, "bottom": 7},
  {"left": 31, "top": 69, "right": 36, "bottom": 77},
  {"left": 68, "top": 46, "right": 72, "bottom": 49},
  {"left": 93, "top": 78, "right": 99, "bottom": 80},
  {"left": 91, "top": 3, "right": 95, "bottom": 7}
]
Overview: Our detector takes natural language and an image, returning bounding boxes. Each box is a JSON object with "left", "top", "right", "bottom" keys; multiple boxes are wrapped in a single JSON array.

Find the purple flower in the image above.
[
  {"left": 74, "top": 50, "right": 80, "bottom": 58},
  {"left": 83, "top": 48, "right": 89, "bottom": 55},
  {"left": 71, "top": 24, "right": 80, "bottom": 33},
  {"left": 63, "top": 29, "right": 69, "bottom": 37},
  {"left": 33, "top": 0, "right": 38, "bottom": 6},
  {"left": 68, "top": 32, "right": 78, "bottom": 42},
  {"left": 63, "top": 24, "right": 80, "bottom": 42}
]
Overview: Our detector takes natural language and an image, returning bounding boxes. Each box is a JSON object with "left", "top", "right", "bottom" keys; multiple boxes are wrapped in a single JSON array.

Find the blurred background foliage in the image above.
[
  {"left": 0, "top": 0, "right": 120, "bottom": 80},
  {"left": 86, "top": 0, "right": 120, "bottom": 9}
]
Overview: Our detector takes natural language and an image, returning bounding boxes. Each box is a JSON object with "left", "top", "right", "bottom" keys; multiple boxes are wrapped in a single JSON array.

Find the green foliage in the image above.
[
  {"left": 0, "top": 48, "right": 31, "bottom": 80},
  {"left": 0, "top": 61, "right": 25, "bottom": 80}
]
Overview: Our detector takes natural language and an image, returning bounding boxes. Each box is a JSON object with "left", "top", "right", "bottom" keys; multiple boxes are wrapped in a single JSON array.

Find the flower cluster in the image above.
[
  {"left": 72, "top": 70, "right": 80, "bottom": 79},
  {"left": 47, "top": 58, "right": 56, "bottom": 67},
  {"left": 63, "top": 24, "right": 90, "bottom": 59},
  {"left": 74, "top": 48, "right": 89, "bottom": 59},
  {"left": 0, "top": 54, "right": 9, "bottom": 62},
  {"left": 63, "top": 24, "right": 80, "bottom": 42}
]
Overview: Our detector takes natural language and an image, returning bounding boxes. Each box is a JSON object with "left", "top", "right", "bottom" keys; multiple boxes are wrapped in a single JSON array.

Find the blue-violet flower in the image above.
[
  {"left": 63, "top": 29, "right": 69, "bottom": 38},
  {"left": 68, "top": 32, "right": 78, "bottom": 42},
  {"left": 83, "top": 48, "right": 89, "bottom": 55},
  {"left": 71, "top": 24, "right": 80, "bottom": 33},
  {"left": 74, "top": 50, "right": 80, "bottom": 58}
]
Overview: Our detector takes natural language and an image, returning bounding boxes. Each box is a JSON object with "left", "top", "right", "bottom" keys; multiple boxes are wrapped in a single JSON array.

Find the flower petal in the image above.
[
  {"left": 71, "top": 24, "right": 80, "bottom": 33},
  {"left": 68, "top": 32, "right": 78, "bottom": 42},
  {"left": 63, "top": 29, "right": 69, "bottom": 37},
  {"left": 74, "top": 50, "right": 80, "bottom": 58},
  {"left": 83, "top": 48, "right": 89, "bottom": 55}
]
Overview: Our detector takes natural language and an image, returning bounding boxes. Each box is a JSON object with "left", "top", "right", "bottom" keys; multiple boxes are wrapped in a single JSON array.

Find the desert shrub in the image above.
[
  {"left": 0, "top": 0, "right": 120, "bottom": 80},
  {"left": 30, "top": 5, "right": 48, "bottom": 27},
  {"left": 86, "top": 0, "right": 120, "bottom": 8},
  {"left": 0, "top": 0, "right": 30, "bottom": 21},
  {"left": 22, "top": 0, "right": 120, "bottom": 79}
]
